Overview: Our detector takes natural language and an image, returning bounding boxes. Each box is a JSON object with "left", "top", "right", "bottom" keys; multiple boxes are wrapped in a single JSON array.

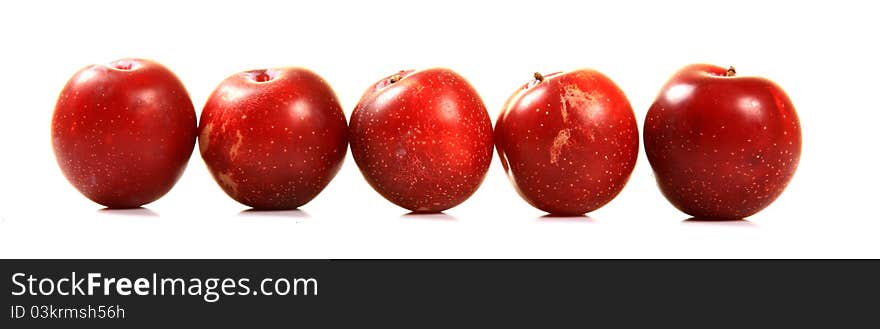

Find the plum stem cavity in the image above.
[{"left": 726, "top": 66, "right": 737, "bottom": 77}]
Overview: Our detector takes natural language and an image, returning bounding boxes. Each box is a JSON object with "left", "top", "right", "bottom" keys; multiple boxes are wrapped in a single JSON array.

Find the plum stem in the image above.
[
  {"left": 389, "top": 71, "right": 405, "bottom": 84},
  {"left": 533, "top": 72, "right": 544, "bottom": 82},
  {"left": 726, "top": 66, "right": 737, "bottom": 77}
]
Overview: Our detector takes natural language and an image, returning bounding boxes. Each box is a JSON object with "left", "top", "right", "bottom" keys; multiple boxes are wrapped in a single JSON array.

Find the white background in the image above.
[{"left": 0, "top": 0, "right": 877, "bottom": 258}]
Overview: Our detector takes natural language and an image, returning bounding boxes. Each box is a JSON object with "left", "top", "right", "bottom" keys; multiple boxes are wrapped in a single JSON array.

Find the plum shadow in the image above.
[
  {"left": 237, "top": 209, "right": 311, "bottom": 219},
  {"left": 400, "top": 212, "right": 459, "bottom": 221},
  {"left": 681, "top": 217, "right": 758, "bottom": 228},
  {"left": 97, "top": 207, "right": 159, "bottom": 218},
  {"left": 538, "top": 213, "right": 597, "bottom": 223}
]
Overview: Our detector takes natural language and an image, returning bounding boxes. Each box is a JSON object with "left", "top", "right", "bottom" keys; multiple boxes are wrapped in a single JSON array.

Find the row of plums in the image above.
[{"left": 52, "top": 59, "right": 801, "bottom": 220}]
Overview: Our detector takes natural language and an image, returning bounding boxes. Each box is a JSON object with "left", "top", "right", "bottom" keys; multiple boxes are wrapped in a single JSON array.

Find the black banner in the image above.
[{"left": 1, "top": 260, "right": 878, "bottom": 326}]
